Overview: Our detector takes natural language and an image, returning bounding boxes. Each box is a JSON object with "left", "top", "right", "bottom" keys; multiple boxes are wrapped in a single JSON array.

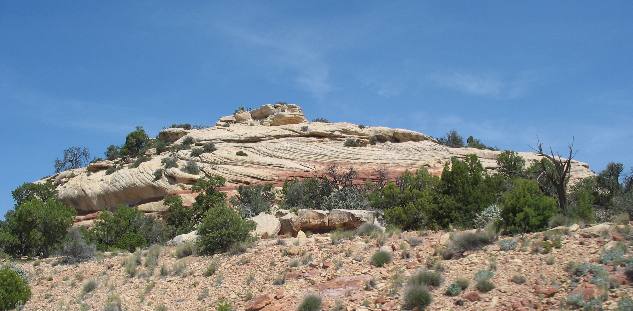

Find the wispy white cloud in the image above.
[
  {"left": 216, "top": 25, "right": 333, "bottom": 98},
  {"left": 428, "top": 71, "right": 534, "bottom": 99}
]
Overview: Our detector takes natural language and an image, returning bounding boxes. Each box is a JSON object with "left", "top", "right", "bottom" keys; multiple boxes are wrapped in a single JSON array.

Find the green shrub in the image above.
[
  {"left": 122, "top": 126, "right": 150, "bottom": 157},
  {"left": 344, "top": 138, "right": 364, "bottom": 147},
  {"left": 161, "top": 156, "right": 178, "bottom": 169},
  {"left": 1, "top": 196, "right": 75, "bottom": 258},
  {"left": 297, "top": 294, "right": 322, "bottom": 311},
  {"left": 144, "top": 245, "right": 161, "bottom": 271},
  {"left": 196, "top": 205, "right": 255, "bottom": 255},
  {"left": 496, "top": 150, "right": 526, "bottom": 179},
  {"left": 409, "top": 270, "right": 443, "bottom": 287},
  {"left": 90, "top": 206, "right": 171, "bottom": 252},
  {"left": 444, "top": 283, "right": 462, "bottom": 296},
  {"left": 124, "top": 252, "right": 140, "bottom": 277},
  {"left": 61, "top": 227, "right": 96, "bottom": 263},
  {"left": 190, "top": 176, "right": 229, "bottom": 225},
  {"left": 181, "top": 137, "right": 194, "bottom": 148},
  {"left": 216, "top": 301, "right": 233, "bottom": 311},
  {"left": 476, "top": 279, "right": 495, "bottom": 292},
  {"left": 282, "top": 177, "right": 333, "bottom": 210},
  {"left": 403, "top": 284, "right": 432, "bottom": 310},
  {"left": 0, "top": 266, "right": 31, "bottom": 310},
  {"left": 182, "top": 161, "right": 200, "bottom": 175},
  {"left": 175, "top": 242, "right": 195, "bottom": 258},
  {"left": 312, "top": 117, "right": 330, "bottom": 123},
  {"left": 371, "top": 251, "right": 392, "bottom": 267},
  {"left": 190, "top": 148, "right": 204, "bottom": 157},
  {"left": 153, "top": 168, "right": 164, "bottom": 181},
  {"left": 625, "top": 265, "right": 633, "bottom": 283},
  {"left": 499, "top": 178, "right": 558, "bottom": 233},
  {"left": 170, "top": 123, "right": 192, "bottom": 130},
  {"left": 236, "top": 151, "right": 247, "bottom": 157},
  {"left": 164, "top": 195, "right": 192, "bottom": 235},
  {"left": 230, "top": 183, "right": 275, "bottom": 218},
  {"left": 203, "top": 143, "right": 216, "bottom": 153},
  {"left": 153, "top": 138, "right": 169, "bottom": 154},
  {"left": 455, "top": 278, "right": 469, "bottom": 290}
]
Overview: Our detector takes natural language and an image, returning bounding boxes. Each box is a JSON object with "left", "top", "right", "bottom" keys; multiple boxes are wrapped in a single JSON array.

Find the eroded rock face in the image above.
[{"left": 42, "top": 103, "right": 596, "bottom": 217}]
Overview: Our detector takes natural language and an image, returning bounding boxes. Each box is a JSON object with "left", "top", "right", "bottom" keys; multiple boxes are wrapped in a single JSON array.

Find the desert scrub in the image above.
[
  {"left": 82, "top": 279, "right": 97, "bottom": 295},
  {"left": 236, "top": 151, "right": 248, "bottom": 156},
  {"left": 174, "top": 241, "right": 195, "bottom": 258},
  {"left": 196, "top": 204, "right": 256, "bottom": 255},
  {"left": 403, "top": 284, "right": 432, "bottom": 310},
  {"left": 190, "top": 148, "right": 204, "bottom": 157},
  {"left": 124, "top": 251, "right": 141, "bottom": 277},
  {"left": 409, "top": 270, "right": 443, "bottom": 288},
  {"left": 330, "top": 229, "right": 355, "bottom": 244},
  {"left": 144, "top": 245, "right": 161, "bottom": 272},
  {"left": 440, "top": 230, "right": 495, "bottom": 259},
  {"left": 599, "top": 242, "right": 627, "bottom": 264},
  {"left": 498, "top": 238, "right": 517, "bottom": 251},
  {"left": 172, "top": 261, "right": 186, "bottom": 276},
  {"left": 298, "top": 294, "right": 322, "bottom": 311},
  {"left": 104, "top": 294, "right": 122, "bottom": 311},
  {"left": 445, "top": 277, "right": 469, "bottom": 296},
  {"left": 216, "top": 300, "right": 233, "bottom": 311},
  {"left": 0, "top": 266, "right": 31, "bottom": 310},
  {"left": 203, "top": 260, "right": 219, "bottom": 277},
  {"left": 182, "top": 160, "right": 200, "bottom": 175},
  {"left": 474, "top": 269, "right": 495, "bottom": 293},
  {"left": 356, "top": 223, "right": 382, "bottom": 237},
  {"left": 161, "top": 156, "right": 178, "bottom": 169},
  {"left": 371, "top": 250, "right": 392, "bottom": 267}
]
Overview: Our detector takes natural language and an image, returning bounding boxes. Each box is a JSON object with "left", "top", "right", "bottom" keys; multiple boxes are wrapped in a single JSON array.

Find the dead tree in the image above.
[{"left": 533, "top": 139, "right": 576, "bottom": 213}]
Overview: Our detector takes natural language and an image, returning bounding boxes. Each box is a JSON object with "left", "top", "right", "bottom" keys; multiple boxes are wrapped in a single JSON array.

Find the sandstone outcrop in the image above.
[{"left": 39, "top": 103, "right": 595, "bottom": 219}]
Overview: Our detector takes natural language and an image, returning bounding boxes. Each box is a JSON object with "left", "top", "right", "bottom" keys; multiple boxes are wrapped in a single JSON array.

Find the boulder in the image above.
[
  {"left": 250, "top": 104, "right": 276, "bottom": 120},
  {"left": 168, "top": 230, "right": 198, "bottom": 246},
  {"left": 328, "top": 209, "right": 376, "bottom": 230},
  {"left": 158, "top": 128, "right": 188, "bottom": 143},
  {"left": 234, "top": 110, "right": 253, "bottom": 123},
  {"left": 279, "top": 213, "right": 299, "bottom": 236},
  {"left": 164, "top": 168, "right": 200, "bottom": 184},
  {"left": 136, "top": 200, "right": 169, "bottom": 213},
  {"left": 245, "top": 294, "right": 272, "bottom": 311},
  {"left": 269, "top": 112, "right": 306, "bottom": 126},
  {"left": 251, "top": 213, "right": 281, "bottom": 238},
  {"left": 296, "top": 209, "right": 329, "bottom": 233},
  {"left": 579, "top": 223, "right": 611, "bottom": 238},
  {"left": 87, "top": 160, "right": 114, "bottom": 172}
]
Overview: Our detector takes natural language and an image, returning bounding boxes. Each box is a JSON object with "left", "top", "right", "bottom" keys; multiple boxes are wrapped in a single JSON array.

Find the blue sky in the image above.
[{"left": 1, "top": 1, "right": 632, "bottom": 217}]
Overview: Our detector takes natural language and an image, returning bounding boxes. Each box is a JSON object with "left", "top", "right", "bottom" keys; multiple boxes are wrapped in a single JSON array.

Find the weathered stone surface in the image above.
[
  {"left": 158, "top": 127, "right": 189, "bottom": 143},
  {"left": 328, "top": 209, "right": 376, "bottom": 230},
  {"left": 136, "top": 200, "right": 169, "bottom": 213},
  {"left": 167, "top": 230, "right": 198, "bottom": 246},
  {"left": 235, "top": 110, "right": 253, "bottom": 123},
  {"left": 87, "top": 160, "right": 114, "bottom": 172},
  {"left": 317, "top": 275, "right": 371, "bottom": 298},
  {"left": 579, "top": 223, "right": 611, "bottom": 238},
  {"left": 245, "top": 294, "right": 272, "bottom": 311},
  {"left": 279, "top": 213, "right": 299, "bottom": 236},
  {"left": 251, "top": 213, "right": 281, "bottom": 238},
  {"left": 296, "top": 209, "right": 329, "bottom": 233}
]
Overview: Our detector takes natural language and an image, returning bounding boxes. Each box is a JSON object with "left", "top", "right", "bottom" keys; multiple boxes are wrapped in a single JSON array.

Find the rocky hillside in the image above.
[
  {"left": 13, "top": 222, "right": 633, "bottom": 310},
  {"left": 41, "top": 103, "right": 594, "bottom": 224}
]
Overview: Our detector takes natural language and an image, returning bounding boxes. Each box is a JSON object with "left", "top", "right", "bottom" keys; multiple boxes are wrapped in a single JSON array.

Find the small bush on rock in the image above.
[
  {"left": 236, "top": 151, "right": 247, "bottom": 157},
  {"left": 182, "top": 161, "right": 200, "bottom": 175},
  {"left": 190, "top": 148, "right": 204, "bottom": 157},
  {"left": 297, "top": 294, "right": 322, "bottom": 311},
  {"left": 371, "top": 251, "right": 392, "bottom": 267},
  {"left": 0, "top": 266, "right": 31, "bottom": 310},
  {"left": 441, "top": 230, "right": 495, "bottom": 259},
  {"left": 161, "top": 156, "right": 178, "bottom": 169},
  {"left": 203, "top": 143, "right": 216, "bottom": 153},
  {"left": 322, "top": 187, "right": 371, "bottom": 211}
]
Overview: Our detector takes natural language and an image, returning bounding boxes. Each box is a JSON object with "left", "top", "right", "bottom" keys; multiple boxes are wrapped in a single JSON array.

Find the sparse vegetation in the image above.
[
  {"left": 61, "top": 227, "right": 96, "bottom": 263},
  {"left": 297, "top": 294, "right": 322, "bottom": 311},
  {"left": 175, "top": 241, "right": 195, "bottom": 258},
  {"left": 82, "top": 279, "right": 97, "bottom": 295},
  {"left": 409, "top": 270, "right": 443, "bottom": 288},
  {"left": 403, "top": 283, "right": 432, "bottom": 310},
  {"left": 230, "top": 183, "right": 275, "bottom": 218},
  {"left": 236, "top": 151, "right": 248, "bottom": 157},
  {"left": 54, "top": 146, "right": 90, "bottom": 173},
  {"left": 0, "top": 266, "right": 31, "bottom": 310},
  {"left": 371, "top": 250, "right": 392, "bottom": 267},
  {"left": 182, "top": 160, "right": 200, "bottom": 174}
]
